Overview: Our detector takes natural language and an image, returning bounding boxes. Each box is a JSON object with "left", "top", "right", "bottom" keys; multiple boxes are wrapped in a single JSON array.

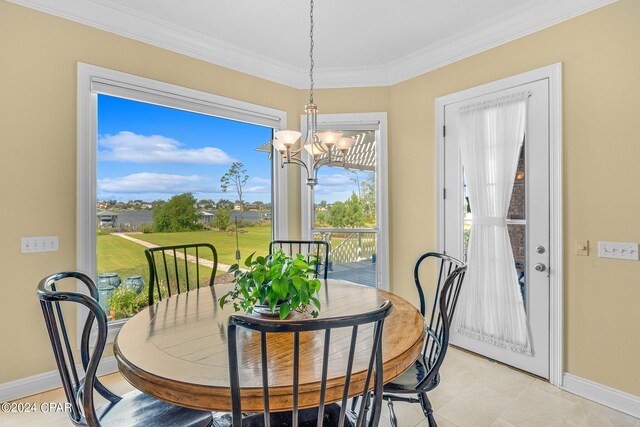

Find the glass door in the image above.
[
  {"left": 443, "top": 79, "right": 550, "bottom": 378},
  {"left": 301, "top": 113, "right": 388, "bottom": 289},
  {"left": 312, "top": 130, "right": 378, "bottom": 287}
]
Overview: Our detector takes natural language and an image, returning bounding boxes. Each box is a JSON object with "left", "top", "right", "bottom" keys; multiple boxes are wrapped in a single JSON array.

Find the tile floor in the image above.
[{"left": 1, "top": 347, "right": 638, "bottom": 426}]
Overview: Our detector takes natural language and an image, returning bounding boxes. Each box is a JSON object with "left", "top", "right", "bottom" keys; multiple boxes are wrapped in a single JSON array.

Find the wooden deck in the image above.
[{"left": 327, "top": 259, "right": 377, "bottom": 287}]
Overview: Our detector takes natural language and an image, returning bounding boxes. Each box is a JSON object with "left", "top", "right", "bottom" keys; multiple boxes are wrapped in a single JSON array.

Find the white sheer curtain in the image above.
[{"left": 453, "top": 92, "right": 532, "bottom": 355}]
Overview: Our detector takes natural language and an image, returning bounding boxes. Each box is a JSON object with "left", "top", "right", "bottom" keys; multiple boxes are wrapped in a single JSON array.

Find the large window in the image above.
[
  {"left": 78, "top": 63, "right": 287, "bottom": 339},
  {"left": 96, "top": 94, "right": 273, "bottom": 320}
]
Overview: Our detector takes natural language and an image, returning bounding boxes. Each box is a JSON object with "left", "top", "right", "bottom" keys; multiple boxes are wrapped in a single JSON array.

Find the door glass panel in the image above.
[
  {"left": 462, "top": 143, "right": 527, "bottom": 302},
  {"left": 311, "top": 130, "right": 377, "bottom": 287},
  {"left": 508, "top": 144, "right": 526, "bottom": 220}
]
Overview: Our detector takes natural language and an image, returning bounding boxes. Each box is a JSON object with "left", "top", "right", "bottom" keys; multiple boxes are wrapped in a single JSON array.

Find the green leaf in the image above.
[
  {"left": 272, "top": 277, "right": 288, "bottom": 299},
  {"left": 268, "top": 293, "right": 278, "bottom": 311},
  {"left": 291, "top": 276, "right": 305, "bottom": 291},
  {"left": 219, "top": 293, "right": 228, "bottom": 309},
  {"left": 244, "top": 252, "right": 255, "bottom": 267},
  {"left": 279, "top": 302, "right": 291, "bottom": 319},
  {"left": 291, "top": 295, "right": 300, "bottom": 309},
  {"left": 293, "top": 259, "right": 308, "bottom": 270},
  {"left": 310, "top": 296, "right": 321, "bottom": 310}
]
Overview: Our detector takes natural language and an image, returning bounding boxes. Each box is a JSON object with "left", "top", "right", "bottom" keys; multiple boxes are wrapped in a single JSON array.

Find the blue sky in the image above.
[
  {"left": 97, "top": 94, "right": 272, "bottom": 203},
  {"left": 97, "top": 94, "right": 371, "bottom": 204}
]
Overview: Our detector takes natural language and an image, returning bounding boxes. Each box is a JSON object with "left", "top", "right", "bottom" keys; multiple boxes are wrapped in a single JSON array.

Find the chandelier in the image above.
[{"left": 270, "top": 0, "right": 355, "bottom": 187}]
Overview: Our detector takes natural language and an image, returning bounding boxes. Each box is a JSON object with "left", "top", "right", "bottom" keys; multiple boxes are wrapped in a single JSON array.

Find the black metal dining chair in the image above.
[
  {"left": 226, "top": 300, "right": 394, "bottom": 427},
  {"left": 382, "top": 253, "right": 467, "bottom": 427},
  {"left": 269, "top": 240, "right": 330, "bottom": 279},
  {"left": 36, "top": 271, "right": 213, "bottom": 427},
  {"left": 145, "top": 243, "right": 218, "bottom": 305}
]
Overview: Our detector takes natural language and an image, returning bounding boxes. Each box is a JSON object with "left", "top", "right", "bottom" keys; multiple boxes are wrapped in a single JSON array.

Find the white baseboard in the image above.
[
  {"left": 0, "top": 356, "right": 118, "bottom": 403},
  {"left": 562, "top": 373, "right": 640, "bottom": 419}
]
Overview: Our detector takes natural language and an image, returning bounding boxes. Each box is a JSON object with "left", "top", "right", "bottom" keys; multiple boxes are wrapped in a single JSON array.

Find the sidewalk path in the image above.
[{"left": 115, "top": 233, "right": 233, "bottom": 272}]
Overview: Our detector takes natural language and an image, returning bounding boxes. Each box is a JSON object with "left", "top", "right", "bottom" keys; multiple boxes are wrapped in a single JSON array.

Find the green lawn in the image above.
[
  {"left": 97, "top": 234, "right": 150, "bottom": 281},
  {"left": 97, "top": 224, "right": 273, "bottom": 284},
  {"left": 125, "top": 224, "right": 273, "bottom": 267},
  {"left": 96, "top": 226, "right": 273, "bottom": 317}
]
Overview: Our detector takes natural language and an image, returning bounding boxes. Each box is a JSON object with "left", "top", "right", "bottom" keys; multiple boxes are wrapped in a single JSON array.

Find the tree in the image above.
[
  {"left": 220, "top": 162, "right": 249, "bottom": 222},
  {"left": 216, "top": 199, "right": 233, "bottom": 210},
  {"left": 152, "top": 193, "right": 202, "bottom": 232},
  {"left": 360, "top": 174, "right": 376, "bottom": 223},
  {"left": 198, "top": 198, "right": 215, "bottom": 209},
  {"left": 328, "top": 193, "right": 365, "bottom": 228},
  {"left": 213, "top": 208, "right": 232, "bottom": 231}
]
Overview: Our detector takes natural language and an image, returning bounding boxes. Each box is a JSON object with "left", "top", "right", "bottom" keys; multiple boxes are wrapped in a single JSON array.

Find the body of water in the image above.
[{"left": 101, "top": 210, "right": 269, "bottom": 228}]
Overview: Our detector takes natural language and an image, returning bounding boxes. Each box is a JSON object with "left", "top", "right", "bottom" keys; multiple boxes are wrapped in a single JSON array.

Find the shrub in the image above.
[{"left": 139, "top": 224, "right": 155, "bottom": 234}]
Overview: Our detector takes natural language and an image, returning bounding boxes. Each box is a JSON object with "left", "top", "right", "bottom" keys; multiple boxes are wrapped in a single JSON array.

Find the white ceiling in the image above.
[{"left": 10, "top": 0, "right": 616, "bottom": 88}]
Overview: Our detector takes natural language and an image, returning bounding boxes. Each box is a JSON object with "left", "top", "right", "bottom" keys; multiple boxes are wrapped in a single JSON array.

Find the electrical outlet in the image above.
[
  {"left": 21, "top": 236, "right": 59, "bottom": 253},
  {"left": 597, "top": 241, "right": 639, "bottom": 261}
]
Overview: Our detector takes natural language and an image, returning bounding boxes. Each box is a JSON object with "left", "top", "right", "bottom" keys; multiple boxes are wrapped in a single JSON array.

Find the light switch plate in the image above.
[
  {"left": 21, "top": 236, "right": 59, "bottom": 253},
  {"left": 597, "top": 241, "right": 639, "bottom": 260},
  {"left": 576, "top": 240, "right": 589, "bottom": 256}
]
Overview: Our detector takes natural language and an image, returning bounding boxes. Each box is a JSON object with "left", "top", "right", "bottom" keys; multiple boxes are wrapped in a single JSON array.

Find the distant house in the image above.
[
  {"left": 198, "top": 211, "right": 214, "bottom": 224},
  {"left": 97, "top": 211, "right": 118, "bottom": 228},
  {"left": 233, "top": 203, "right": 242, "bottom": 211}
]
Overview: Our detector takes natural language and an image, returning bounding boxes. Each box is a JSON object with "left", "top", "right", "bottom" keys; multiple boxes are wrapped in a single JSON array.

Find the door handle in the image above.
[{"left": 534, "top": 263, "right": 546, "bottom": 272}]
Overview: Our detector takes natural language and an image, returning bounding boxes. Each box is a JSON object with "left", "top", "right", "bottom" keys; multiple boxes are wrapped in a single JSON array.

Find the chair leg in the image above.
[
  {"left": 386, "top": 397, "right": 397, "bottom": 427},
  {"left": 419, "top": 393, "right": 437, "bottom": 427},
  {"left": 351, "top": 396, "right": 359, "bottom": 411}
]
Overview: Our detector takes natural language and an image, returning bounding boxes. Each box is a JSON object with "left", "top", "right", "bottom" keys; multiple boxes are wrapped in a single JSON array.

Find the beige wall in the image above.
[{"left": 1, "top": 0, "right": 639, "bottom": 398}]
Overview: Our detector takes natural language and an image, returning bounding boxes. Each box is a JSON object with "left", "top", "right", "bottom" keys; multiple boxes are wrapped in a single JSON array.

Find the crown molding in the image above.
[
  {"left": 8, "top": 0, "right": 619, "bottom": 89},
  {"left": 386, "top": 0, "right": 620, "bottom": 85},
  {"left": 312, "top": 65, "right": 390, "bottom": 89},
  {"left": 7, "top": 0, "right": 308, "bottom": 88}
]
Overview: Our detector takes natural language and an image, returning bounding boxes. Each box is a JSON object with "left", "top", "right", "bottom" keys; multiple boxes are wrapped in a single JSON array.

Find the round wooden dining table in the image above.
[{"left": 114, "top": 279, "right": 425, "bottom": 412}]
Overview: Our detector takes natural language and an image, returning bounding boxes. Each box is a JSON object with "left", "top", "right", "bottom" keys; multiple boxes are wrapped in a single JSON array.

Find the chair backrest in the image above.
[
  {"left": 227, "top": 301, "right": 394, "bottom": 427},
  {"left": 37, "top": 272, "right": 121, "bottom": 426},
  {"left": 269, "top": 240, "right": 330, "bottom": 279},
  {"left": 145, "top": 243, "right": 218, "bottom": 305},
  {"left": 413, "top": 253, "right": 467, "bottom": 391}
]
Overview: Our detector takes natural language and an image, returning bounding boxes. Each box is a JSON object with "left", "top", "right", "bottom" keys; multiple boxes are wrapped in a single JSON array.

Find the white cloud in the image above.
[
  {"left": 243, "top": 185, "right": 269, "bottom": 194},
  {"left": 98, "top": 131, "right": 235, "bottom": 164},
  {"left": 251, "top": 177, "right": 271, "bottom": 185},
  {"left": 98, "top": 173, "right": 218, "bottom": 194}
]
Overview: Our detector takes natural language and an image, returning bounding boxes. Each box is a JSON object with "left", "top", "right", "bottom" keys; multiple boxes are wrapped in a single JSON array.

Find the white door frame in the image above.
[
  {"left": 435, "top": 63, "right": 563, "bottom": 386},
  {"left": 300, "top": 112, "right": 389, "bottom": 291}
]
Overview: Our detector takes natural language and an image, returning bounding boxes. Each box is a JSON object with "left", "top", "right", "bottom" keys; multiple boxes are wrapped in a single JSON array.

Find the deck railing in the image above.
[{"left": 314, "top": 230, "right": 376, "bottom": 265}]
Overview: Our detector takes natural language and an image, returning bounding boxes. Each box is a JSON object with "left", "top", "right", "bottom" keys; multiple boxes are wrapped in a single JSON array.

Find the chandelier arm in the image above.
[
  {"left": 283, "top": 156, "right": 314, "bottom": 180},
  {"left": 312, "top": 156, "right": 334, "bottom": 170}
]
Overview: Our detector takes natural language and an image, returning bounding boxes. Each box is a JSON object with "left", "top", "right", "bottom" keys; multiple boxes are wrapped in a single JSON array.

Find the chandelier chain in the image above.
[{"left": 309, "top": 0, "right": 314, "bottom": 104}]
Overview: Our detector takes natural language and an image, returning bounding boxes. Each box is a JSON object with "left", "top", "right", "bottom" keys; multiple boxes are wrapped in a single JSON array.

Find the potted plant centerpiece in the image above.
[{"left": 219, "top": 250, "right": 322, "bottom": 320}]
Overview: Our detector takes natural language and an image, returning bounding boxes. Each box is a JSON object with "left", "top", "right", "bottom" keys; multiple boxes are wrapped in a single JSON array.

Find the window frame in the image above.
[{"left": 77, "top": 63, "right": 288, "bottom": 344}]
